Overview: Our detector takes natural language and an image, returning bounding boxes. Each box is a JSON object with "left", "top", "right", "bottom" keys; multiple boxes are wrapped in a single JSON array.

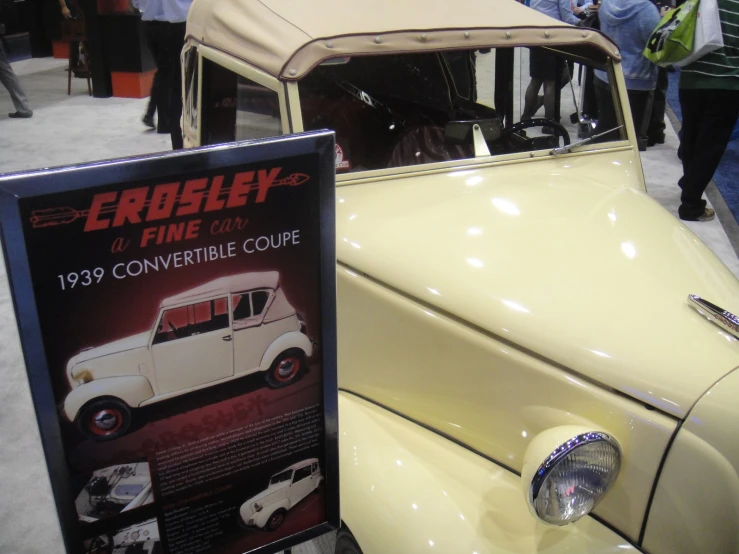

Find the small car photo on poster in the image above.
[
  {"left": 238, "top": 458, "right": 323, "bottom": 531},
  {"left": 84, "top": 518, "right": 161, "bottom": 554},
  {"left": 75, "top": 462, "right": 154, "bottom": 523}
]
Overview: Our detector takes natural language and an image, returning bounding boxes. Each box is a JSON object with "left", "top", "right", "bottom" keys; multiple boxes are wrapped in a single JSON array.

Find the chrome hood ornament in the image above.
[{"left": 688, "top": 295, "right": 739, "bottom": 340}]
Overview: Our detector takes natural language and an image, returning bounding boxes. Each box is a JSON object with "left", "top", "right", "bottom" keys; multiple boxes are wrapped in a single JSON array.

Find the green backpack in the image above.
[{"left": 643, "top": 1, "right": 699, "bottom": 66}]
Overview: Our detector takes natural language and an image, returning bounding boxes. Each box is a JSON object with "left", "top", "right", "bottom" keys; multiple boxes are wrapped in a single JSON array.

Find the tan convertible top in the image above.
[
  {"left": 162, "top": 272, "right": 279, "bottom": 307},
  {"left": 186, "top": 0, "right": 620, "bottom": 80}
]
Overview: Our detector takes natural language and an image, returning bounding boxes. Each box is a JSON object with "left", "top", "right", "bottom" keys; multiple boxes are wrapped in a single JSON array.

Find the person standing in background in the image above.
[
  {"left": 646, "top": 0, "right": 673, "bottom": 146},
  {"left": 140, "top": 0, "right": 192, "bottom": 149},
  {"left": 0, "top": 33, "right": 33, "bottom": 118},
  {"left": 132, "top": 0, "right": 162, "bottom": 131},
  {"left": 521, "top": 0, "right": 580, "bottom": 131},
  {"left": 676, "top": 0, "right": 739, "bottom": 221},
  {"left": 592, "top": 0, "right": 659, "bottom": 150}
]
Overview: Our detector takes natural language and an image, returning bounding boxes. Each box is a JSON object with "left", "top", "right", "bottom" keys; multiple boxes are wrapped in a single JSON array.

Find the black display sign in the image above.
[{"left": 0, "top": 132, "right": 338, "bottom": 554}]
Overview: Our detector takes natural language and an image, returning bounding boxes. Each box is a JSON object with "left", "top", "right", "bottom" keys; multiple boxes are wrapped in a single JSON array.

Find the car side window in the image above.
[
  {"left": 201, "top": 58, "right": 282, "bottom": 146},
  {"left": 153, "top": 298, "right": 229, "bottom": 344},
  {"left": 232, "top": 290, "right": 272, "bottom": 325},
  {"left": 251, "top": 290, "right": 270, "bottom": 315},
  {"left": 232, "top": 294, "right": 252, "bottom": 320},
  {"left": 293, "top": 466, "right": 312, "bottom": 483}
]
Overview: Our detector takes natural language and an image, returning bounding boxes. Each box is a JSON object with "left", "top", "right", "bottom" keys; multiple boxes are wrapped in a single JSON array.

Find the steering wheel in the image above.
[{"left": 500, "top": 118, "right": 571, "bottom": 146}]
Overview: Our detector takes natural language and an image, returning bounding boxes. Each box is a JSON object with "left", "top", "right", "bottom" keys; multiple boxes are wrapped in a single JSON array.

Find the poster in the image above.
[{"left": 0, "top": 132, "right": 338, "bottom": 554}]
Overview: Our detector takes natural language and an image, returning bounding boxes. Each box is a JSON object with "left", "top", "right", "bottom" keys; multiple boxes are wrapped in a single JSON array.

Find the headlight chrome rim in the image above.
[{"left": 528, "top": 431, "right": 621, "bottom": 525}]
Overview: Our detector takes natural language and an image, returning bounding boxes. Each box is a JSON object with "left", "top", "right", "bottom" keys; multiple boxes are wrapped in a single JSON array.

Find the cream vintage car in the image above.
[
  {"left": 182, "top": 0, "right": 739, "bottom": 553},
  {"left": 239, "top": 458, "right": 323, "bottom": 531},
  {"left": 63, "top": 271, "right": 313, "bottom": 440}
]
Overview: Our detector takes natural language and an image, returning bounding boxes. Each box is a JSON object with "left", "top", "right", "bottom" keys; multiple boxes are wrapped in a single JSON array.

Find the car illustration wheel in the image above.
[
  {"left": 265, "top": 508, "right": 287, "bottom": 531},
  {"left": 265, "top": 348, "right": 306, "bottom": 389},
  {"left": 77, "top": 398, "right": 132, "bottom": 441},
  {"left": 335, "top": 528, "right": 363, "bottom": 554}
]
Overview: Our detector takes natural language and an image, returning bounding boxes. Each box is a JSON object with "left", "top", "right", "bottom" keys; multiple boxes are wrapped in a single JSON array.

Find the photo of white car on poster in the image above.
[
  {"left": 84, "top": 518, "right": 161, "bottom": 554},
  {"left": 61, "top": 272, "right": 315, "bottom": 441},
  {"left": 75, "top": 462, "right": 153, "bottom": 522},
  {"left": 239, "top": 458, "right": 323, "bottom": 531}
]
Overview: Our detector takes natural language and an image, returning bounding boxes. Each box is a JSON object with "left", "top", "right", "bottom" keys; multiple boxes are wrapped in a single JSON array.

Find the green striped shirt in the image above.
[{"left": 681, "top": 0, "right": 739, "bottom": 90}]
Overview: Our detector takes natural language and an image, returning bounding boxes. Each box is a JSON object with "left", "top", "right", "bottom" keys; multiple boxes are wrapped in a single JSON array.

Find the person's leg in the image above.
[
  {"left": 0, "top": 40, "right": 32, "bottom": 116},
  {"left": 522, "top": 78, "right": 543, "bottom": 120},
  {"left": 677, "top": 88, "right": 739, "bottom": 220},
  {"left": 143, "top": 69, "right": 161, "bottom": 128},
  {"left": 647, "top": 68, "right": 667, "bottom": 145},
  {"left": 627, "top": 89, "right": 652, "bottom": 151},
  {"left": 543, "top": 79, "right": 556, "bottom": 121},
  {"left": 167, "top": 22, "right": 186, "bottom": 149},
  {"left": 145, "top": 21, "right": 171, "bottom": 133}
]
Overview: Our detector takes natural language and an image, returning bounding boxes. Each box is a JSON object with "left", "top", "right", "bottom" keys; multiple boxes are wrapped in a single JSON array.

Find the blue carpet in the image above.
[{"left": 666, "top": 69, "right": 739, "bottom": 223}]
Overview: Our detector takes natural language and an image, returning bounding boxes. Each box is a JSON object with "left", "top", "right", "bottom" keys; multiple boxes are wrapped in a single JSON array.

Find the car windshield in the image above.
[
  {"left": 270, "top": 470, "right": 293, "bottom": 485},
  {"left": 299, "top": 47, "right": 625, "bottom": 173}
]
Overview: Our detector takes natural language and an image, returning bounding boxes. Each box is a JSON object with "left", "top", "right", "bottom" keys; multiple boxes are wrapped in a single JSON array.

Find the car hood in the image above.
[
  {"left": 70, "top": 331, "right": 151, "bottom": 365},
  {"left": 245, "top": 480, "right": 291, "bottom": 505},
  {"left": 336, "top": 152, "right": 739, "bottom": 418}
]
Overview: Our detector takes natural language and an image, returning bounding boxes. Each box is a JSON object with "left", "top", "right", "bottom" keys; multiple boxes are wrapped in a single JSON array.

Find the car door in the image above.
[
  {"left": 311, "top": 462, "right": 320, "bottom": 491},
  {"left": 231, "top": 289, "right": 282, "bottom": 373},
  {"left": 288, "top": 465, "right": 315, "bottom": 506},
  {"left": 151, "top": 297, "right": 234, "bottom": 395}
]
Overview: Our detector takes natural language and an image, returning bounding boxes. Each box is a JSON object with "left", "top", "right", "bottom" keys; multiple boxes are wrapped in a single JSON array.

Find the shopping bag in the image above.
[
  {"left": 675, "top": 0, "right": 724, "bottom": 66},
  {"left": 643, "top": 1, "right": 699, "bottom": 67}
]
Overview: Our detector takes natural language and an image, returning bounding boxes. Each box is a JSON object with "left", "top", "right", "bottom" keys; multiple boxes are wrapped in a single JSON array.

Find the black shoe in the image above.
[
  {"left": 680, "top": 207, "right": 715, "bottom": 222},
  {"left": 8, "top": 111, "right": 33, "bottom": 118},
  {"left": 541, "top": 125, "right": 556, "bottom": 135},
  {"left": 142, "top": 114, "right": 155, "bottom": 129},
  {"left": 647, "top": 134, "right": 665, "bottom": 147}
]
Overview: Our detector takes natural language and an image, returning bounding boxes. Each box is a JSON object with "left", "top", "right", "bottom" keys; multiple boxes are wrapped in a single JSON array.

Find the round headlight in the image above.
[{"left": 523, "top": 426, "right": 621, "bottom": 526}]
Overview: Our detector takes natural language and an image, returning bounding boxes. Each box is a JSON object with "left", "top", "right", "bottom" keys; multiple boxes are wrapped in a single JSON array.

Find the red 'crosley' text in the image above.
[{"left": 83, "top": 168, "right": 282, "bottom": 232}]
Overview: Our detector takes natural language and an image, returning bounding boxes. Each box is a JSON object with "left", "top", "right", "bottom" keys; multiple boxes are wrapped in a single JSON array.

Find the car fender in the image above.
[
  {"left": 259, "top": 332, "right": 313, "bottom": 371},
  {"left": 63, "top": 376, "right": 154, "bottom": 421},
  {"left": 339, "top": 392, "right": 639, "bottom": 554},
  {"left": 255, "top": 499, "right": 291, "bottom": 528}
]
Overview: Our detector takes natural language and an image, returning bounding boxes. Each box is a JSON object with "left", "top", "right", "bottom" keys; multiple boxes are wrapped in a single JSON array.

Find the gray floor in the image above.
[{"left": 0, "top": 58, "right": 738, "bottom": 554}]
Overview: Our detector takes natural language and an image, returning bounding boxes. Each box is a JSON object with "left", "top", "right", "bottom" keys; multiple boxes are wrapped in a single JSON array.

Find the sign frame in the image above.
[{"left": 0, "top": 131, "right": 339, "bottom": 554}]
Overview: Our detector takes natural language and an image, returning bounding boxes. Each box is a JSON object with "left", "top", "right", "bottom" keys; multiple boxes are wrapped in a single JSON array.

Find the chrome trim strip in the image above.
[
  {"left": 528, "top": 431, "right": 621, "bottom": 514},
  {"left": 688, "top": 294, "right": 739, "bottom": 340}
]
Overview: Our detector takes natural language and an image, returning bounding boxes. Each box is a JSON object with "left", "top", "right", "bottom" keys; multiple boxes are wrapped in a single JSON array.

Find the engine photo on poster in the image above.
[{"left": 0, "top": 133, "right": 338, "bottom": 554}]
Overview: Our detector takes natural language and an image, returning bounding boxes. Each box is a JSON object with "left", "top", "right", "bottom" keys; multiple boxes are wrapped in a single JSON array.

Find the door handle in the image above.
[{"left": 222, "top": 335, "right": 232, "bottom": 341}]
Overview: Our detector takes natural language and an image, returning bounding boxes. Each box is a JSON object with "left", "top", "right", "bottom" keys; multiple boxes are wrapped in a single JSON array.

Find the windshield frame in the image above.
[{"left": 185, "top": 39, "right": 635, "bottom": 180}]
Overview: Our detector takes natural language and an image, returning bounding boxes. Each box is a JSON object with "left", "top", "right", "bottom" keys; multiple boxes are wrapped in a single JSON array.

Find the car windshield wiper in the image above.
[{"left": 549, "top": 126, "right": 623, "bottom": 156}]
